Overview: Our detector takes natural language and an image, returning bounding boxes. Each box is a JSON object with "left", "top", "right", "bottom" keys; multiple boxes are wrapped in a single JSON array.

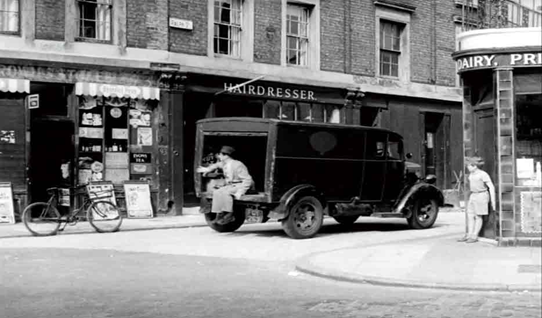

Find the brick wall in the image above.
[
  {"left": 349, "top": 0, "right": 375, "bottom": 76},
  {"left": 320, "top": 1, "right": 346, "bottom": 73},
  {"left": 435, "top": 1, "right": 457, "bottom": 86},
  {"left": 168, "top": 0, "right": 208, "bottom": 55},
  {"left": 410, "top": 0, "right": 433, "bottom": 83},
  {"left": 35, "top": 0, "right": 65, "bottom": 41},
  {"left": 127, "top": 0, "right": 147, "bottom": 48},
  {"left": 127, "top": 0, "right": 169, "bottom": 50},
  {"left": 254, "top": 0, "right": 282, "bottom": 65}
]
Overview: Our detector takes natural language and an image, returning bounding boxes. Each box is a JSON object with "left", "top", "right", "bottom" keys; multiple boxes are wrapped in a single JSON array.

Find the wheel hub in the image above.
[{"left": 295, "top": 206, "right": 316, "bottom": 229}]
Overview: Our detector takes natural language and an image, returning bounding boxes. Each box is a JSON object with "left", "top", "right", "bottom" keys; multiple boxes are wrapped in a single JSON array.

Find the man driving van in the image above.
[{"left": 196, "top": 146, "right": 253, "bottom": 225}]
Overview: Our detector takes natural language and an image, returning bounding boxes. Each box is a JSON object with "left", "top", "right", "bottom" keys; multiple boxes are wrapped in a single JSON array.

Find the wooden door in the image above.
[
  {"left": 420, "top": 112, "right": 450, "bottom": 189},
  {"left": 473, "top": 105, "right": 496, "bottom": 239}
]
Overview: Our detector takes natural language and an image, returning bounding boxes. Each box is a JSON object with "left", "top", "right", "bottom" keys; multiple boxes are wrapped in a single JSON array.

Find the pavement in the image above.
[{"left": 1, "top": 206, "right": 540, "bottom": 292}]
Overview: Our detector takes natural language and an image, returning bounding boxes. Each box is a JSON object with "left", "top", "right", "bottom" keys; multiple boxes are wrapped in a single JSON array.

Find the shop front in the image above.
[
  {"left": 0, "top": 64, "right": 166, "bottom": 217},
  {"left": 454, "top": 28, "right": 542, "bottom": 246},
  {"left": 159, "top": 72, "right": 371, "bottom": 207},
  {"left": 0, "top": 78, "right": 29, "bottom": 219}
]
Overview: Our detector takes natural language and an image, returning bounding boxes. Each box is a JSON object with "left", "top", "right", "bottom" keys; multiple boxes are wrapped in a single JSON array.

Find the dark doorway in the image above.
[
  {"left": 182, "top": 93, "right": 215, "bottom": 207},
  {"left": 28, "top": 82, "right": 74, "bottom": 203},
  {"left": 29, "top": 119, "right": 74, "bottom": 203},
  {"left": 421, "top": 112, "right": 450, "bottom": 189},
  {"left": 473, "top": 104, "right": 496, "bottom": 239}
]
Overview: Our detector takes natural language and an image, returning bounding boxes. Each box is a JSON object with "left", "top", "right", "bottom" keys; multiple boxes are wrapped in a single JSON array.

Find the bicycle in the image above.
[{"left": 22, "top": 184, "right": 123, "bottom": 236}]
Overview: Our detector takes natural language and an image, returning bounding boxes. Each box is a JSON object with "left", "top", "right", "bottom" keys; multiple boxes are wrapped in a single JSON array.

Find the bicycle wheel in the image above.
[
  {"left": 22, "top": 202, "right": 61, "bottom": 236},
  {"left": 86, "top": 200, "right": 123, "bottom": 233}
]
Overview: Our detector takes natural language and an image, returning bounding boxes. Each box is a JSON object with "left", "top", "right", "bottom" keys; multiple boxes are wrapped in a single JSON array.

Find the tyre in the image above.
[
  {"left": 407, "top": 197, "right": 439, "bottom": 229},
  {"left": 282, "top": 196, "right": 324, "bottom": 239},
  {"left": 87, "top": 201, "right": 123, "bottom": 233},
  {"left": 22, "top": 202, "right": 61, "bottom": 236},
  {"left": 204, "top": 208, "right": 245, "bottom": 233},
  {"left": 332, "top": 215, "right": 359, "bottom": 225}
]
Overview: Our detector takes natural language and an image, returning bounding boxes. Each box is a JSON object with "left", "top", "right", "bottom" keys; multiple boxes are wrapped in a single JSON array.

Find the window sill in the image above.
[
  {"left": 377, "top": 74, "right": 400, "bottom": 81},
  {"left": 0, "top": 31, "right": 21, "bottom": 36},
  {"left": 286, "top": 63, "right": 310, "bottom": 69},
  {"left": 75, "top": 37, "right": 112, "bottom": 45},
  {"left": 213, "top": 53, "right": 242, "bottom": 61}
]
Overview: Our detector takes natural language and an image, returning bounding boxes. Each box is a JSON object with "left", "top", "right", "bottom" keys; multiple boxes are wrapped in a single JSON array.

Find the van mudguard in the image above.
[
  {"left": 268, "top": 184, "right": 326, "bottom": 220},
  {"left": 393, "top": 183, "right": 445, "bottom": 215}
]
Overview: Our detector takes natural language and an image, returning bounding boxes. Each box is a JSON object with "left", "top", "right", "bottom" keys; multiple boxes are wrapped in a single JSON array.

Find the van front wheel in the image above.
[
  {"left": 282, "top": 196, "right": 324, "bottom": 239},
  {"left": 407, "top": 197, "right": 439, "bottom": 229}
]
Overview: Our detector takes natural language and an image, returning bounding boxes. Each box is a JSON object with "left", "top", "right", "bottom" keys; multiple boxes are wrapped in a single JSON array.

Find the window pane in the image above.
[
  {"left": 312, "top": 104, "right": 325, "bottom": 123},
  {"left": 391, "top": 65, "right": 398, "bottom": 77},
  {"left": 290, "top": 20, "right": 299, "bottom": 35},
  {"left": 264, "top": 101, "right": 280, "bottom": 119},
  {"left": 76, "top": 0, "right": 112, "bottom": 41},
  {"left": 286, "top": 4, "right": 309, "bottom": 66},
  {"left": 213, "top": 0, "right": 242, "bottom": 57},
  {"left": 297, "top": 103, "right": 311, "bottom": 122},
  {"left": 281, "top": 102, "right": 295, "bottom": 120},
  {"left": 392, "top": 36, "right": 400, "bottom": 51},
  {"left": 326, "top": 105, "right": 342, "bottom": 123},
  {"left": 0, "top": 0, "right": 19, "bottom": 32},
  {"left": 384, "top": 36, "right": 392, "bottom": 50}
]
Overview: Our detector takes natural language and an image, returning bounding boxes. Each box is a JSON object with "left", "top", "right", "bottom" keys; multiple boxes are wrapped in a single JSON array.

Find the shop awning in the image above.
[
  {"left": 0, "top": 78, "right": 30, "bottom": 93},
  {"left": 75, "top": 82, "right": 160, "bottom": 100}
]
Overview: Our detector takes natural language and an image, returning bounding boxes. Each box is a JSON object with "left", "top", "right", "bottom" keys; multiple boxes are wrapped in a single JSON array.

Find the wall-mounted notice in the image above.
[
  {"left": 123, "top": 181, "right": 153, "bottom": 218},
  {"left": 137, "top": 127, "right": 153, "bottom": 146},
  {"left": 0, "top": 182, "right": 15, "bottom": 224}
]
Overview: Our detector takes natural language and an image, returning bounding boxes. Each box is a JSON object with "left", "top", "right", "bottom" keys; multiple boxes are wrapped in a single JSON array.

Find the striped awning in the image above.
[
  {"left": 75, "top": 82, "right": 160, "bottom": 100},
  {"left": 0, "top": 78, "right": 30, "bottom": 93}
]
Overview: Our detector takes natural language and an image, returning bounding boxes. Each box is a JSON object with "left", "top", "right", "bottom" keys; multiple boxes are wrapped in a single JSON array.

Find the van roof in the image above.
[{"left": 197, "top": 117, "right": 403, "bottom": 138}]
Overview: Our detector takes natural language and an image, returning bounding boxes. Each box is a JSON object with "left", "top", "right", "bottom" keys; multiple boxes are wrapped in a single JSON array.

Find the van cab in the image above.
[{"left": 194, "top": 117, "right": 444, "bottom": 239}]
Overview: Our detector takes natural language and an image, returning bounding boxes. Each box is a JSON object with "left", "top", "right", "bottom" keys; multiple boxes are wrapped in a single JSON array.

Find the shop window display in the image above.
[
  {"left": 78, "top": 96, "right": 155, "bottom": 186},
  {"left": 515, "top": 92, "right": 542, "bottom": 187}
]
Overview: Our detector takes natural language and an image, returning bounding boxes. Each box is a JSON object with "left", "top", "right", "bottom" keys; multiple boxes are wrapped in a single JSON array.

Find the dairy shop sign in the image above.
[{"left": 457, "top": 52, "right": 542, "bottom": 72}]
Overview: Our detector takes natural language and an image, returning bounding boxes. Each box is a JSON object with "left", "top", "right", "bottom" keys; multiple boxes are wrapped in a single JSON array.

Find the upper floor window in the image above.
[
  {"left": 286, "top": 4, "right": 310, "bottom": 66},
  {"left": 379, "top": 20, "right": 402, "bottom": 78},
  {"left": 214, "top": 0, "right": 242, "bottom": 57},
  {"left": 76, "top": 0, "right": 112, "bottom": 41},
  {"left": 0, "top": 0, "right": 19, "bottom": 33}
]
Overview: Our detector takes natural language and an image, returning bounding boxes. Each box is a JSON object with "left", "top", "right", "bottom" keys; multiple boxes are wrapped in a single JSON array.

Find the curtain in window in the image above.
[
  {"left": 97, "top": 0, "right": 112, "bottom": 41},
  {"left": 230, "top": 0, "right": 241, "bottom": 57},
  {"left": 0, "top": 0, "right": 18, "bottom": 32}
]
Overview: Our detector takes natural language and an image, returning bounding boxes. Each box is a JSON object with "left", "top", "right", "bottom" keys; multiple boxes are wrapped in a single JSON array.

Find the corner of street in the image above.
[{"left": 2, "top": 207, "right": 540, "bottom": 293}]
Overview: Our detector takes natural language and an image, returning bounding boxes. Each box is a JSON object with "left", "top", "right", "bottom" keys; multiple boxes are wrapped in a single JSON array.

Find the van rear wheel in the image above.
[
  {"left": 282, "top": 196, "right": 323, "bottom": 239},
  {"left": 408, "top": 197, "right": 439, "bottom": 229},
  {"left": 205, "top": 209, "right": 245, "bottom": 233}
]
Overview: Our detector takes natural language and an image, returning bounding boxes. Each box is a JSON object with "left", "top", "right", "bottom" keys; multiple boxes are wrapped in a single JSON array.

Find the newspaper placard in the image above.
[
  {"left": 86, "top": 181, "right": 117, "bottom": 205},
  {"left": 123, "top": 181, "right": 153, "bottom": 218},
  {"left": 0, "top": 182, "right": 15, "bottom": 224}
]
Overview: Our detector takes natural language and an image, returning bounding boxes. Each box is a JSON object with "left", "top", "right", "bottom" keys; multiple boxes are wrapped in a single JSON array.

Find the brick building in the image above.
[{"left": 0, "top": 0, "right": 462, "bottom": 217}]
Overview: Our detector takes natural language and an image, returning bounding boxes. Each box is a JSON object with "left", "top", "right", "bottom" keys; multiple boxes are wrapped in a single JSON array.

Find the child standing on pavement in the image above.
[{"left": 458, "top": 157, "right": 496, "bottom": 243}]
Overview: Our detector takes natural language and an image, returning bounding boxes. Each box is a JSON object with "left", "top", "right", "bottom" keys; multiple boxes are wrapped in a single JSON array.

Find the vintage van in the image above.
[{"left": 194, "top": 117, "right": 444, "bottom": 239}]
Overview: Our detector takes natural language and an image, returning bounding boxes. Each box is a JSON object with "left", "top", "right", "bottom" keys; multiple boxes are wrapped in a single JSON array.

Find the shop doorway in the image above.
[
  {"left": 421, "top": 111, "right": 450, "bottom": 189},
  {"left": 29, "top": 118, "right": 74, "bottom": 203},
  {"left": 28, "top": 82, "right": 74, "bottom": 203},
  {"left": 183, "top": 93, "right": 215, "bottom": 206},
  {"left": 473, "top": 104, "right": 496, "bottom": 239}
]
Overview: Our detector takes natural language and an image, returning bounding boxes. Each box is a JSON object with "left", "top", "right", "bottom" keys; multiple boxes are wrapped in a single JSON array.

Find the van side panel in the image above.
[{"left": 272, "top": 125, "right": 365, "bottom": 202}]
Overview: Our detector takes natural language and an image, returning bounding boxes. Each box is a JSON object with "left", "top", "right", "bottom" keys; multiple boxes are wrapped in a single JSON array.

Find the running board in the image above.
[{"left": 371, "top": 212, "right": 405, "bottom": 218}]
